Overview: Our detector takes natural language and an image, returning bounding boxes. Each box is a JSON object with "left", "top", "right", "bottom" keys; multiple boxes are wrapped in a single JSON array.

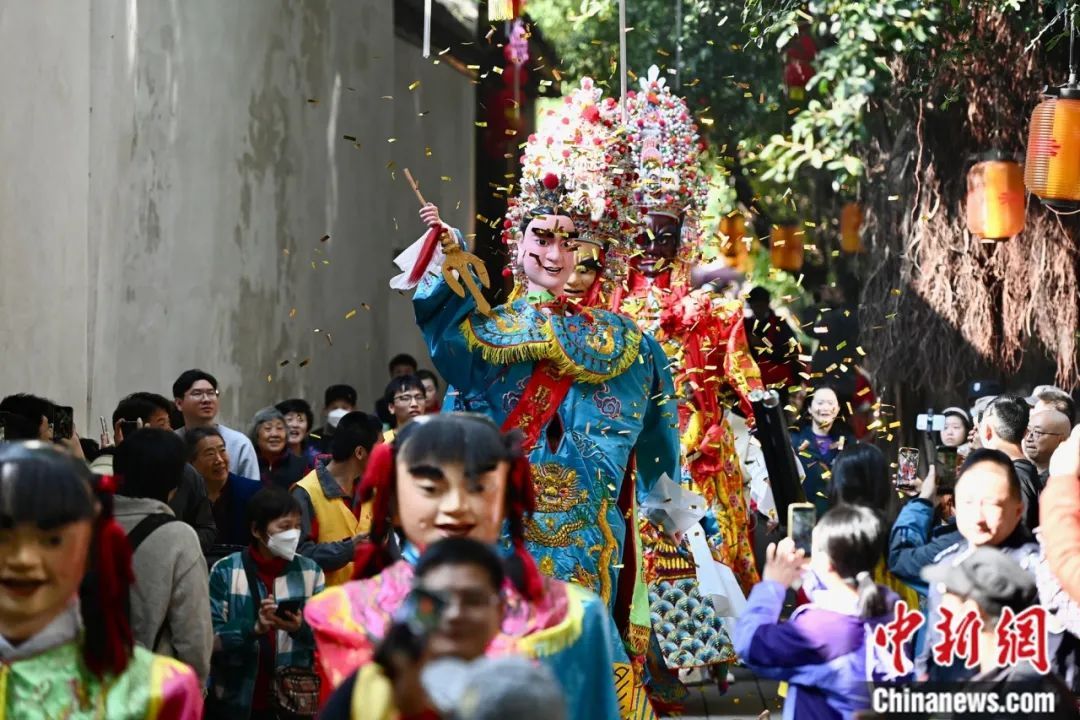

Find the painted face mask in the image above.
[
  {"left": 517, "top": 214, "right": 579, "bottom": 293},
  {"left": 266, "top": 528, "right": 301, "bottom": 561}
]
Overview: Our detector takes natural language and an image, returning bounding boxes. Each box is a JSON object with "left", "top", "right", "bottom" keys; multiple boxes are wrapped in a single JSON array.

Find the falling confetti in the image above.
[
  {"left": 408, "top": 80, "right": 421, "bottom": 90},
  {"left": 345, "top": 309, "right": 357, "bottom": 319},
  {"left": 342, "top": 134, "right": 357, "bottom": 142},
  {"left": 279, "top": 360, "right": 290, "bottom": 367},
  {"left": 299, "top": 358, "right": 311, "bottom": 368},
  {"left": 289, "top": 308, "right": 297, "bottom": 318},
  {"left": 319, "top": 234, "right": 330, "bottom": 243}
]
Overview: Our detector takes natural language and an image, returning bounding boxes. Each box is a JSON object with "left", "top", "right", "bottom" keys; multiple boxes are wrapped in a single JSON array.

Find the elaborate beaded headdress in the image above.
[
  {"left": 622, "top": 66, "right": 708, "bottom": 240},
  {"left": 502, "top": 78, "right": 638, "bottom": 295}
]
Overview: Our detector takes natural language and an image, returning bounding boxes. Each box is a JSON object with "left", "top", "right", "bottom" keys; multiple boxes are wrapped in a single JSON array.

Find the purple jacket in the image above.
[{"left": 733, "top": 579, "right": 906, "bottom": 720}]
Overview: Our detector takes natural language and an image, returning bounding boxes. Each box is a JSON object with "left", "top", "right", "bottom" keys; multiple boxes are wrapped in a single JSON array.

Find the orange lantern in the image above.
[
  {"left": 1024, "top": 86, "right": 1080, "bottom": 208},
  {"left": 840, "top": 202, "right": 864, "bottom": 253},
  {"left": 770, "top": 224, "right": 803, "bottom": 272},
  {"left": 718, "top": 212, "right": 748, "bottom": 270},
  {"left": 966, "top": 153, "right": 1025, "bottom": 239}
]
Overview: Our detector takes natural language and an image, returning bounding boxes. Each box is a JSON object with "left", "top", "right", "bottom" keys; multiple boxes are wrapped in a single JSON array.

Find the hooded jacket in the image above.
[
  {"left": 734, "top": 578, "right": 906, "bottom": 719},
  {"left": 113, "top": 495, "right": 213, "bottom": 684}
]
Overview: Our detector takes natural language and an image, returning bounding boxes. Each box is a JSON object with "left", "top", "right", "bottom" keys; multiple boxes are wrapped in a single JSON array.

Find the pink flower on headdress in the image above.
[{"left": 581, "top": 105, "right": 600, "bottom": 123}]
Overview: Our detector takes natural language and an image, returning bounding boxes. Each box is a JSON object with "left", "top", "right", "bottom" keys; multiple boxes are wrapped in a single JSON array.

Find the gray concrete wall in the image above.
[{"left": 0, "top": 0, "right": 475, "bottom": 432}]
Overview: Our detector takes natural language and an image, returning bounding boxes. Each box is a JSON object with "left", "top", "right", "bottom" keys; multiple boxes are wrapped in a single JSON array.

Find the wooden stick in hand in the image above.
[{"left": 403, "top": 168, "right": 427, "bottom": 207}]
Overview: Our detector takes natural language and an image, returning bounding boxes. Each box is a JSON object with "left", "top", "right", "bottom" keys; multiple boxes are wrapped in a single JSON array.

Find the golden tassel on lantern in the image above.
[{"left": 488, "top": 0, "right": 515, "bottom": 21}]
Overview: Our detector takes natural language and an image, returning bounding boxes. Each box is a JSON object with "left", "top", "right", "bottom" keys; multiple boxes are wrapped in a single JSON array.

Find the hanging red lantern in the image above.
[
  {"left": 840, "top": 203, "right": 864, "bottom": 253},
  {"left": 770, "top": 224, "right": 803, "bottom": 272},
  {"left": 783, "top": 30, "right": 817, "bottom": 101},
  {"left": 1024, "top": 85, "right": 1080, "bottom": 209},
  {"left": 967, "top": 153, "right": 1025, "bottom": 240},
  {"left": 719, "top": 212, "right": 748, "bottom": 270}
]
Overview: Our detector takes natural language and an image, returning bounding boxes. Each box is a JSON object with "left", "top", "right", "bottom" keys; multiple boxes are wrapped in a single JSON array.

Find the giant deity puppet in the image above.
[
  {"left": 390, "top": 79, "right": 681, "bottom": 719},
  {"left": 605, "top": 66, "right": 766, "bottom": 693}
]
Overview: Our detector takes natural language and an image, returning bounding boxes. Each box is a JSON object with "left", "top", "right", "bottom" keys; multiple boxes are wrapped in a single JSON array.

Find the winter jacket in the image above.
[
  {"left": 256, "top": 448, "right": 309, "bottom": 491},
  {"left": 292, "top": 462, "right": 361, "bottom": 582},
  {"left": 207, "top": 549, "right": 325, "bottom": 718},
  {"left": 211, "top": 473, "right": 262, "bottom": 547},
  {"left": 887, "top": 497, "right": 962, "bottom": 596},
  {"left": 790, "top": 422, "right": 856, "bottom": 516},
  {"left": 734, "top": 579, "right": 906, "bottom": 720},
  {"left": 113, "top": 495, "right": 213, "bottom": 685},
  {"left": 916, "top": 527, "right": 1039, "bottom": 682}
]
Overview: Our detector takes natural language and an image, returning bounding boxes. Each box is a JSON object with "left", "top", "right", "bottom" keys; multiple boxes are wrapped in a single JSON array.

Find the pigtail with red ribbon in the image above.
[
  {"left": 351, "top": 442, "right": 397, "bottom": 580},
  {"left": 504, "top": 449, "right": 545, "bottom": 603},
  {"left": 83, "top": 474, "right": 135, "bottom": 677}
]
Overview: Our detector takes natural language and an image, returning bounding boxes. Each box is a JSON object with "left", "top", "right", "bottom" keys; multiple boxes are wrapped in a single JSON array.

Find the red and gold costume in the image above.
[{"left": 599, "top": 68, "right": 765, "bottom": 694}]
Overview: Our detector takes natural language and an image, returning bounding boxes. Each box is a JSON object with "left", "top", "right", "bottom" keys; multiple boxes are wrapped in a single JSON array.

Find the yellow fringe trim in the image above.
[
  {"left": 460, "top": 310, "right": 642, "bottom": 384},
  {"left": 516, "top": 583, "right": 587, "bottom": 659},
  {"left": 352, "top": 663, "right": 397, "bottom": 720},
  {"left": 0, "top": 664, "right": 8, "bottom": 720}
]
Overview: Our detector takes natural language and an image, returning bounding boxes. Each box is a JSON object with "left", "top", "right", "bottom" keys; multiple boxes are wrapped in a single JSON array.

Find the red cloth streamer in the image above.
[
  {"left": 407, "top": 226, "right": 443, "bottom": 285},
  {"left": 500, "top": 361, "right": 574, "bottom": 454}
]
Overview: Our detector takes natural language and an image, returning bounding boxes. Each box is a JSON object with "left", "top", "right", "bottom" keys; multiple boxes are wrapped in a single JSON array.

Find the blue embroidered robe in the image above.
[{"left": 413, "top": 272, "right": 682, "bottom": 615}]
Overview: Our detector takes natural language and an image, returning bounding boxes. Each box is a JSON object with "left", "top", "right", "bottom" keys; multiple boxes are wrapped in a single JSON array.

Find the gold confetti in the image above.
[
  {"left": 289, "top": 308, "right": 297, "bottom": 318},
  {"left": 342, "top": 134, "right": 356, "bottom": 142},
  {"left": 361, "top": 302, "right": 371, "bottom": 310},
  {"left": 306, "top": 98, "right": 319, "bottom": 105},
  {"left": 345, "top": 309, "right": 357, "bottom": 319},
  {"left": 267, "top": 374, "right": 273, "bottom": 382},
  {"left": 325, "top": 333, "right": 334, "bottom": 346},
  {"left": 425, "top": 147, "right": 432, "bottom": 157},
  {"left": 387, "top": 137, "right": 397, "bottom": 143},
  {"left": 299, "top": 358, "right": 311, "bottom": 367},
  {"left": 408, "top": 80, "right": 421, "bottom": 90}
]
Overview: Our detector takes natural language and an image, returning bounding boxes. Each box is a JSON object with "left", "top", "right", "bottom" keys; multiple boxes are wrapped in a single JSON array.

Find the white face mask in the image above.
[{"left": 266, "top": 528, "right": 301, "bottom": 561}]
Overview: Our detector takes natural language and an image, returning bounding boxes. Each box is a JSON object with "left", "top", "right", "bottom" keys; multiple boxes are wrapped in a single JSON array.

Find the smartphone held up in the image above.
[
  {"left": 896, "top": 447, "right": 919, "bottom": 492},
  {"left": 787, "top": 502, "right": 816, "bottom": 557}
]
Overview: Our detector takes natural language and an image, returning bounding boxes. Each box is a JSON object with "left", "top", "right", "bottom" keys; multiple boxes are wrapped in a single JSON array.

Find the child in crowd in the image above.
[{"left": 734, "top": 505, "right": 909, "bottom": 719}]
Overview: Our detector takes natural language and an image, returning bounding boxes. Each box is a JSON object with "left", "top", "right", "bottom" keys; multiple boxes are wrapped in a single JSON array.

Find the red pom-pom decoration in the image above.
[{"left": 542, "top": 172, "right": 560, "bottom": 190}]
